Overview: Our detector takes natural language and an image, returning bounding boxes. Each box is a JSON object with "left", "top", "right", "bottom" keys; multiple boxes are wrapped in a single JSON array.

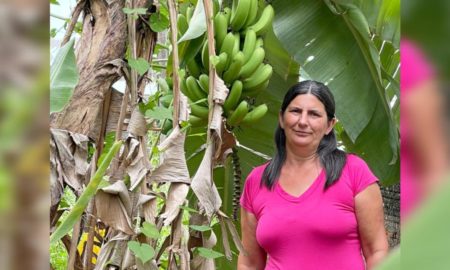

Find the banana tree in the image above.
[{"left": 50, "top": 0, "right": 399, "bottom": 269}]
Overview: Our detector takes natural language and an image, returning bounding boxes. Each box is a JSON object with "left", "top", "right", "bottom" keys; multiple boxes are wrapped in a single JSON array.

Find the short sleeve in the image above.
[
  {"left": 348, "top": 155, "right": 379, "bottom": 196},
  {"left": 401, "top": 39, "right": 435, "bottom": 91},
  {"left": 240, "top": 168, "right": 259, "bottom": 214}
]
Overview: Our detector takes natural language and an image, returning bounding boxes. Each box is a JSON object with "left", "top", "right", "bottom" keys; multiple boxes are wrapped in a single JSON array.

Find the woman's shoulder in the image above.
[
  {"left": 243, "top": 162, "right": 269, "bottom": 187},
  {"left": 345, "top": 153, "right": 369, "bottom": 167},
  {"left": 247, "top": 162, "right": 269, "bottom": 181}
]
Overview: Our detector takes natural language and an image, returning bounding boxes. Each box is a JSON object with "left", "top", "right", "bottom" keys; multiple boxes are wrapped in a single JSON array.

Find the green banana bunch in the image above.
[{"left": 178, "top": 2, "right": 275, "bottom": 127}]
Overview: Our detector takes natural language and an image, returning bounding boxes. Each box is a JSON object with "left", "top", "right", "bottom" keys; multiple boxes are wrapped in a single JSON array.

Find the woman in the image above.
[{"left": 238, "top": 81, "right": 388, "bottom": 270}]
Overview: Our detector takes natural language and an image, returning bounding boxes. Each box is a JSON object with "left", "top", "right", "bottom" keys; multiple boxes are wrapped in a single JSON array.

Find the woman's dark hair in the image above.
[{"left": 261, "top": 80, "right": 347, "bottom": 190}]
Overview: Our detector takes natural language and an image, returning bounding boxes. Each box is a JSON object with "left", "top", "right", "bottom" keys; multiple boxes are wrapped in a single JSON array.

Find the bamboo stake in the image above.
[
  {"left": 203, "top": 0, "right": 216, "bottom": 140},
  {"left": 167, "top": 0, "right": 180, "bottom": 127}
]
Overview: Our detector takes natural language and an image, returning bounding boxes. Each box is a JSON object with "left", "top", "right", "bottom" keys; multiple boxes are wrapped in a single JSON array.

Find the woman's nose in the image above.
[{"left": 297, "top": 112, "right": 308, "bottom": 126}]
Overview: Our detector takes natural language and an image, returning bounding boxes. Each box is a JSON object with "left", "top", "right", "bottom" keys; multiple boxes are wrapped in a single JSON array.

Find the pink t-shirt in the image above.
[
  {"left": 240, "top": 154, "right": 378, "bottom": 270},
  {"left": 400, "top": 39, "right": 435, "bottom": 219}
]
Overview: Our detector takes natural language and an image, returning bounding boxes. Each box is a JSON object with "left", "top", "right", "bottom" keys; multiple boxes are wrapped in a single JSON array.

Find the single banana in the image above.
[
  {"left": 214, "top": 12, "right": 228, "bottom": 49},
  {"left": 223, "top": 51, "right": 245, "bottom": 84},
  {"left": 227, "top": 100, "right": 249, "bottom": 126},
  {"left": 201, "top": 40, "right": 209, "bottom": 71},
  {"left": 198, "top": 74, "right": 209, "bottom": 94},
  {"left": 243, "top": 79, "right": 269, "bottom": 97},
  {"left": 241, "top": 103, "right": 268, "bottom": 124},
  {"left": 177, "top": 14, "right": 189, "bottom": 37},
  {"left": 230, "top": 0, "right": 251, "bottom": 31},
  {"left": 160, "top": 94, "right": 173, "bottom": 108},
  {"left": 166, "top": 77, "right": 173, "bottom": 89},
  {"left": 232, "top": 32, "right": 241, "bottom": 59},
  {"left": 186, "top": 6, "right": 194, "bottom": 23},
  {"left": 223, "top": 7, "right": 232, "bottom": 25},
  {"left": 243, "top": 0, "right": 258, "bottom": 28},
  {"left": 223, "top": 80, "right": 243, "bottom": 115},
  {"left": 248, "top": 4, "right": 274, "bottom": 36},
  {"left": 215, "top": 52, "right": 228, "bottom": 76},
  {"left": 157, "top": 78, "right": 170, "bottom": 93},
  {"left": 181, "top": 78, "right": 197, "bottom": 102},
  {"left": 162, "top": 119, "right": 173, "bottom": 134},
  {"left": 220, "top": 32, "right": 236, "bottom": 68},
  {"left": 243, "top": 64, "right": 273, "bottom": 90},
  {"left": 213, "top": 0, "right": 220, "bottom": 16},
  {"left": 190, "top": 102, "right": 209, "bottom": 119},
  {"left": 186, "top": 57, "right": 202, "bottom": 78},
  {"left": 239, "top": 47, "right": 265, "bottom": 78},
  {"left": 186, "top": 76, "right": 207, "bottom": 102},
  {"left": 241, "top": 29, "right": 257, "bottom": 63},
  {"left": 189, "top": 114, "right": 208, "bottom": 127}
]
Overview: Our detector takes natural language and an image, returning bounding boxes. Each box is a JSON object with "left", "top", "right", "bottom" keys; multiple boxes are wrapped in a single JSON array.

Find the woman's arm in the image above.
[
  {"left": 405, "top": 80, "right": 449, "bottom": 195},
  {"left": 237, "top": 208, "right": 267, "bottom": 270},
  {"left": 355, "top": 183, "right": 389, "bottom": 270}
]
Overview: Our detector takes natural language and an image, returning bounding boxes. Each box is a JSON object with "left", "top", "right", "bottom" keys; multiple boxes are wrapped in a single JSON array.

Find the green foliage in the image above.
[
  {"left": 123, "top": 7, "right": 148, "bottom": 19},
  {"left": 189, "top": 225, "right": 212, "bottom": 232},
  {"left": 128, "top": 241, "right": 155, "bottom": 264},
  {"left": 97, "top": 132, "right": 116, "bottom": 167},
  {"left": 50, "top": 28, "right": 57, "bottom": 38},
  {"left": 376, "top": 176, "right": 450, "bottom": 269},
  {"left": 272, "top": 0, "right": 399, "bottom": 184},
  {"left": 50, "top": 38, "right": 78, "bottom": 113},
  {"left": 128, "top": 58, "right": 151, "bottom": 76},
  {"left": 195, "top": 247, "right": 224, "bottom": 259},
  {"left": 145, "top": 106, "right": 173, "bottom": 121},
  {"left": 50, "top": 141, "right": 123, "bottom": 244},
  {"left": 50, "top": 240, "right": 67, "bottom": 270},
  {"left": 149, "top": 11, "right": 170, "bottom": 32},
  {"left": 142, "top": 222, "right": 160, "bottom": 239}
]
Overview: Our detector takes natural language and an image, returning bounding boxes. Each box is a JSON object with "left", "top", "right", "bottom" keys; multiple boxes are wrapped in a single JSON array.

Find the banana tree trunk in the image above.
[{"left": 50, "top": 0, "right": 127, "bottom": 143}]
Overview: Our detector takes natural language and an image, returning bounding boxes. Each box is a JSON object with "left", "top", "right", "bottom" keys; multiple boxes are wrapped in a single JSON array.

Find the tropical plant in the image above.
[{"left": 49, "top": 0, "right": 399, "bottom": 269}]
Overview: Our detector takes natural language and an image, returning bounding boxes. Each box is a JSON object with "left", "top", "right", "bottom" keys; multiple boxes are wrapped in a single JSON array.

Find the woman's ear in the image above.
[
  {"left": 279, "top": 111, "right": 284, "bottom": 129},
  {"left": 326, "top": 118, "right": 337, "bottom": 135}
]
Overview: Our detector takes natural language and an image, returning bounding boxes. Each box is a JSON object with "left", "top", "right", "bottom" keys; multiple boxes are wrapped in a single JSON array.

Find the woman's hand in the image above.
[
  {"left": 355, "top": 183, "right": 389, "bottom": 269},
  {"left": 237, "top": 208, "right": 267, "bottom": 270}
]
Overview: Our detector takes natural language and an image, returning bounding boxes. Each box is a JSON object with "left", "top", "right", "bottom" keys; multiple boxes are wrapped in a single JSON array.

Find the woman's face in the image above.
[{"left": 280, "top": 94, "right": 335, "bottom": 150}]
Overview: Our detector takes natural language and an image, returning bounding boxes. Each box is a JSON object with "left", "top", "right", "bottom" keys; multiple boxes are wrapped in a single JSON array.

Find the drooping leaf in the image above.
[
  {"left": 178, "top": 0, "right": 206, "bottom": 43},
  {"left": 50, "top": 140, "right": 123, "bottom": 244},
  {"left": 50, "top": 38, "right": 78, "bottom": 112}
]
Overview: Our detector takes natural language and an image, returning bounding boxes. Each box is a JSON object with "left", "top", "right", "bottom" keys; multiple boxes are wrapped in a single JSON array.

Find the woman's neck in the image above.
[{"left": 285, "top": 148, "right": 319, "bottom": 167}]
